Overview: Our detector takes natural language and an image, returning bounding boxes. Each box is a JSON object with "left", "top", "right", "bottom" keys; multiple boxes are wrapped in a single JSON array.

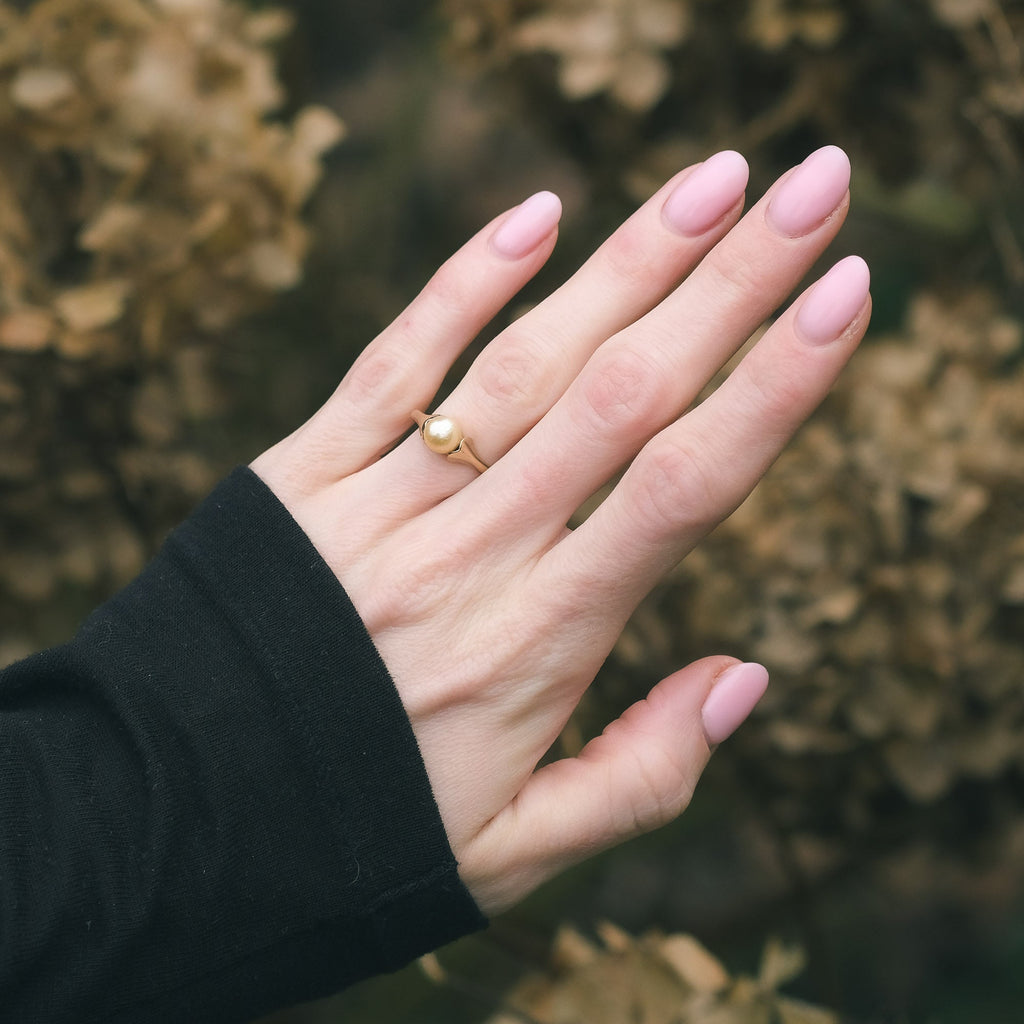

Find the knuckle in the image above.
[
  {"left": 341, "top": 344, "right": 408, "bottom": 406},
  {"left": 630, "top": 750, "right": 694, "bottom": 832},
  {"left": 356, "top": 550, "right": 456, "bottom": 635},
  {"left": 601, "top": 223, "right": 663, "bottom": 290},
  {"left": 423, "top": 253, "right": 475, "bottom": 319},
  {"left": 507, "top": 450, "right": 562, "bottom": 512},
  {"left": 597, "top": 724, "right": 693, "bottom": 838},
  {"left": 742, "top": 358, "right": 807, "bottom": 425},
  {"left": 632, "top": 435, "right": 724, "bottom": 539},
  {"left": 576, "top": 345, "right": 665, "bottom": 434},
  {"left": 473, "top": 331, "right": 546, "bottom": 408},
  {"left": 701, "top": 246, "right": 764, "bottom": 306}
]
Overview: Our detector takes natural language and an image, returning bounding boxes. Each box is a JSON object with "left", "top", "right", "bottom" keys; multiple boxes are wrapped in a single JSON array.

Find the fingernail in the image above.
[
  {"left": 766, "top": 146, "right": 851, "bottom": 237},
  {"left": 701, "top": 663, "right": 769, "bottom": 746},
  {"left": 661, "top": 150, "right": 749, "bottom": 236},
  {"left": 795, "top": 255, "right": 871, "bottom": 345},
  {"left": 490, "top": 191, "right": 563, "bottom": 259}
]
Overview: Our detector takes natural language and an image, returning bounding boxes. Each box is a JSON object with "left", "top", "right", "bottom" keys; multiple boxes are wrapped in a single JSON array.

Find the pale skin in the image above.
[{"left": 251, "top": 145, "right": 872, "bottom": 914}]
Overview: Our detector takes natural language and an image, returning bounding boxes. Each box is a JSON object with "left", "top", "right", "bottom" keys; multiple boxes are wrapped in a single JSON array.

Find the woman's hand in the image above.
[{"left": 251, "top": 146, "right": 870, "bottom": 913}]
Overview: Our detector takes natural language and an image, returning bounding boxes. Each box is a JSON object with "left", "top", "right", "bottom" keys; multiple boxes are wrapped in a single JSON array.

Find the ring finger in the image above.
[{"left": 363, "top": 151, "right": 752, "bottom": 502}]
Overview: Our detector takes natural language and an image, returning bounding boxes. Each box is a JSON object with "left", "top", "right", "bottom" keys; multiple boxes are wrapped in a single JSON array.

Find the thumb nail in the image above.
[{"left": 701, "top": 662, "right": 769, "bottom": 746}]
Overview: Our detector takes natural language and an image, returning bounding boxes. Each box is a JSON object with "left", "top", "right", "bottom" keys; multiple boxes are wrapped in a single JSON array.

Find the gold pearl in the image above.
[{"left": 422, "top": 415, "right": 463, "bottom": 455}]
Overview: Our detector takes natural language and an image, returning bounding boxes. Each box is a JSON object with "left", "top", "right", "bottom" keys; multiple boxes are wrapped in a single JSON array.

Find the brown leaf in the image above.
[
  {"left": 955, "top": 726, "right": 1020, "bottom": 779},
  {"left": 246, "top": 240, "right": 303, "bottom": 290},
  {"left": 657, "top": 934, "right": 730, "bottom": 993},
  {"left": 243, "top": 7, "right": 294, "bottom": 44},
  {"left": 3, "top": 549, "right": 57, "bottom": 601},
  {"left": 10, "top": 67, "right": 76, "bottom": 110},
  {"left": 131, "top": 377, "right": 180, "bottom": 445},
  {"left": 612, "top": 49, "right": 671, "bottom": 112},
  {"left": 55, "top": 280, "right": 132, "bottom": 332},
  {"left": 1002, "top": 563, "right": 1024, "bottom": 603},
  {"left": 552, "top": 925, "right": 601, "bottom": 969},
  {"left": 79, "top": 203, "right": 147, "bottom": 252},
  {"left": 884, "top": 738, "right": 956, "bottom": 802},
  {"left": 559, "top": 51, "right": 618, "bottom": 99},
  {"left": 0, "top": 309, "right": 55, "bottom": 352},
  {"left": 418, "top": 952, "right": 447, "bottom": 984},
  {"left": 775, "top": 996, "right": 840, "bottom": 1024},
  {"left": 796, "top": 586, "right": 861, "bottom": 628},
  {"left": 292, "top": 105, "right": 346, "bottom": 156},
  {"left": 596, "top": 920, "right": 634, "bottom": 953},
  {"left": 930, "top": 0, "right": 994, "bottom": 29},
  {"left": 633, "top": 0, "right": 691, "bottom": 47},
  {"left": 758, "top": 938, "right": 806, "bottom": 991}
]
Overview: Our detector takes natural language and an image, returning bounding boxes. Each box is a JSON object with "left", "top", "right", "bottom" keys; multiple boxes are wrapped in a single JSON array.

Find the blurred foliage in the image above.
[
  {"left": 422, "top": 924, "right": 837, "bottom": 1024},
  {"left": 0, "top": 0, "right": 341, "bottom": 662},
  {"left": 442, "top": 0, "right": 1024, "bottom": 288}
]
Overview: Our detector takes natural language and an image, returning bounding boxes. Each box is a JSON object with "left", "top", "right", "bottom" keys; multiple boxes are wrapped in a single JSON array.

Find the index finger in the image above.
[{"left": 547, "top": 255, "right": 872, "bottom": 609}]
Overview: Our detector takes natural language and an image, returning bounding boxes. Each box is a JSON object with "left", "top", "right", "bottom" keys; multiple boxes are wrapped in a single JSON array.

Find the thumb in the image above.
[{"left": 463, "top": 657, "right": 769, "bottom": 913}]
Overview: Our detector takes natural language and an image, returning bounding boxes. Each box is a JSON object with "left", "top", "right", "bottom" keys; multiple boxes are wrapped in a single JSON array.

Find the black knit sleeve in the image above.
[{"left": 0, "top": 467, "right": 486, "bottom": 1024}]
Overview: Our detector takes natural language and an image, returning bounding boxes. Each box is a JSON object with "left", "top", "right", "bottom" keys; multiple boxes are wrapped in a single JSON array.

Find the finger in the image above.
[
  {"left": 474, "top": 146, "right": 855, "bottom": 534},
  {"left": 461, "top": 658, "right": 768, "bottom": 913},
  {"left": 253, "top": 191, "right": 563, "bottom": 486},
  {"left": 447, "top": 152, "right": 751, "bottom": 429},
  {"left": 552, "top": 255, "right": 872, "bottom": 607},
  {"left": 368, "top": 152, "right": 751, "bottom": 500}
]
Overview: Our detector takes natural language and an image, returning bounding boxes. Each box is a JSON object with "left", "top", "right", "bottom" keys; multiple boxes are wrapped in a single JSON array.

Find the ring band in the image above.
[{"left": 412, "top": 410, "right": 489, "bottom": 473}]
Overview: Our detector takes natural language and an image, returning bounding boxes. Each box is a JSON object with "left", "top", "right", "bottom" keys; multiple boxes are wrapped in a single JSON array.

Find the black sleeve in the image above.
[{"left": 0, "top": 467, "right": 486, "bottom": 1024}]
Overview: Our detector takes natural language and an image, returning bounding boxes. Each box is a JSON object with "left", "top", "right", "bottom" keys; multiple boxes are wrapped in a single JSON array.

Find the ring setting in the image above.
[{"left": 412, "top": 410, "right": 489, "bottom": 473}]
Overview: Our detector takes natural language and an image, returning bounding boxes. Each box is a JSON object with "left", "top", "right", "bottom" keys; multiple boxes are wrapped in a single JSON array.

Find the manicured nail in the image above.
[
  {"left": 490, "top": 191, "right": 563, "bottom": 259},
  {"left": 795, "top": 255, "right": 871, "bottom": 345},
  {"left": 661, "top": 150, "right": 750, "bottom": 236},
  {"left": 766, "top": 146, "right": 851, "bottom": 237},
  {"left": 701, "top": 663, "right": 769, "bottom": 746}
]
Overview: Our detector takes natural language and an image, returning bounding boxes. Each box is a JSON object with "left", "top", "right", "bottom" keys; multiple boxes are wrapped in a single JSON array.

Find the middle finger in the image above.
[{"left": 471, "top": 146, "right": 853, "bottom": 532}]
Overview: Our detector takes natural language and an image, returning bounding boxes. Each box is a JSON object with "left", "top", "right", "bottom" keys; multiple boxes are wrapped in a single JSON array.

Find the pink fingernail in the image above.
[
  {"left": 795, "top": 255, "right": 871, "bottom": 345},
  {"left": 766, "top": 146, "right": 851, "bottom": 237},
  {"left": 661, "top": 150, "right": 750, "bottom": 237},
  {"left": 490, "top": 191, "right": 563, "bottom": 260},
  {"left": 701, "top": 663, "right": 769, "bottom": 746}
]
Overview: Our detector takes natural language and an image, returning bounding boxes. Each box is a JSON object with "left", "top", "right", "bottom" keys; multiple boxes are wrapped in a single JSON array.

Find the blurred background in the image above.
[{"left": 1, "top": 0, "right": 1023, "bottom": 1020}]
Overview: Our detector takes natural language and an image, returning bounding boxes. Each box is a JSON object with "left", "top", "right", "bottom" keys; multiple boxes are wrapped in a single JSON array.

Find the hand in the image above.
[{"left": 251, "top": 146, "right": 871, "bottom": 913}]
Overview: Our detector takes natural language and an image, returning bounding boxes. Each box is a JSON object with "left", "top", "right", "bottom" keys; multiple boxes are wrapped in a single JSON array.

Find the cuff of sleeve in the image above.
[
  {"left": 168, "top": 465, "right": 487, "bottom": 946},
  {"left": 3, "top": 466, "right": 486, "bottom": 1024}
]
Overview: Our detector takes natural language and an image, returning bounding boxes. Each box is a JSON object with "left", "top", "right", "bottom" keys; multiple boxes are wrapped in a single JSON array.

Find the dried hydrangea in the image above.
[
  {"left": 611, "top": 288, "right": 1024, "bottom": 865},
  {"left": 442, "top": 0, "right": 1023, "bottom": 284},
  {"left": 466, "top": 923, "right": 837, "bottom": 1024},
  {"left": 445, "top": 0, "right": 692, "bottom": 112},
  {"left": 0, "top": 0, "right": 342, "bottom": 659},
  {"left": 513, "top": 0, "right": 691, "bottom": 111},
  {"left": 0, "top": 0, "right": 343, "bottom": 360}
]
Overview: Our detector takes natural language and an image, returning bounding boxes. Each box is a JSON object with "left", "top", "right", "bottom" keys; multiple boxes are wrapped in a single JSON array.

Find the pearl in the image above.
[{"left": 422, "top": 415, "right": 463, "bottom": 454}]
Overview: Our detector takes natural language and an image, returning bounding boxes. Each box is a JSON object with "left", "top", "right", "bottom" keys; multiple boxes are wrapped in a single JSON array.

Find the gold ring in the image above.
[{"left": 412, "top": 410, "right": 489, "bottom": 473}]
